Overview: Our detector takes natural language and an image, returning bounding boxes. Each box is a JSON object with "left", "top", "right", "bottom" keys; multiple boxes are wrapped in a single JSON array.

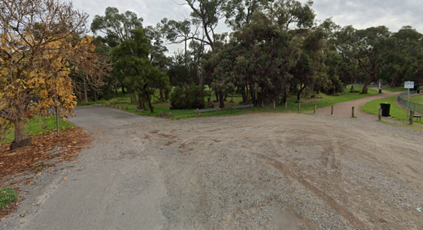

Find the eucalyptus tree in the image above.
[
  {"left": 91, "top": 7, "right": 145, "bottom": 94},
  {"left": 335, "top": 26, "right": 390, "bottom": 93},
  {"left": 183, "top": 0, "right": 227, "bottom": 53},
  {"left": 381, "top": 26, "right": 423, "bottom": 87},
  {"left": 110, "top": 29, "right": 170, "bottom": 112}
]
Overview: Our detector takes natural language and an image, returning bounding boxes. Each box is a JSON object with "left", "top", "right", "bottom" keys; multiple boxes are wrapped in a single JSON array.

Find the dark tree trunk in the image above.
[
  {"left": 146, "top": 95, "right": 154, "bottom": 113},
  {"left": 138, "top": 93, "right": 144, "bottom": 109},
  {"left": 280, "top": 90, "right": 287, "bottom": 104},
  {"left": 121, "top": 85, "right": 126, "bottom": 94},
  {"left": 219, "top": 89, "right": 225, "bottom": 108},
  {"left": 241, "top": 84, "right": 247, "bottom": 103},
  {"left": 132, "top": 92, "right": 137, "bottom": 104},
  {"left": 250, "top": 85, "right": 256, "bottom": 104},
  {"left": 83, "top": 78, "right": 88, "bottom": 103},
  {"left": 224, "top": 90, "right": 228, "bottom": 101},
  {"left": 215, "top": 90, "right": 219, "bottom": 102},
  {"left": 297, "top": 85, "right": 306, "bottom": 102},
  {"left": 361, "top": 76, "right": 373, "bottom": 94}
]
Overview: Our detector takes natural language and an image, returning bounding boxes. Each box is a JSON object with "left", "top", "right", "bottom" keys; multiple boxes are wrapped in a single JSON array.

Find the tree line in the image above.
[
  {"left": 85, "top": 0, "right": 423, "bottom": 110},
  {"left": 1, "top": 0, "right": 423, "bottom": 149}
]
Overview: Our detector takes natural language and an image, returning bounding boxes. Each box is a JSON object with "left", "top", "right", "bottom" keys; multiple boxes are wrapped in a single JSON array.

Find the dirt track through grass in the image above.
[{"left": 2, "top": 103, "right": 423, "bottom": 229}]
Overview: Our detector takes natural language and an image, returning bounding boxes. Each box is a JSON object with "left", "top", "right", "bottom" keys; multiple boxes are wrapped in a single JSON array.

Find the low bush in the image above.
[{"left": 170, "top": 84, "right": 205, "bottom": 110}]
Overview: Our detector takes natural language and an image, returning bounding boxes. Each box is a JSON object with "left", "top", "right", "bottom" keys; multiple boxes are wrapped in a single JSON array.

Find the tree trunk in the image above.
[
  {"left": 361, "top": 77, "right": 373, "bottom": 94},
  {"left": 250, "top": 85, "right": 256, "bottom": 104},
  {"left": 121, "top": 85, "right": 126, "bottom": 94},
  {"left": 83, "top": 78, "right": 88, "bottom": 103},
  {"left": 138, "top": 93, "right": 144, "bottom": 109},
  {"left": 241, "top": 84, "right": 247, "bottom": 103},
  {"left": 132, "top": 92, "right": 137, "bottom": 104},
  {"left": 297, "top": 85, "right": 306, "bottom": 102},
  {"left": 10, "top": 119, "right": 31, "bottom": 150},
  {"left": 219, "top": 89, "right": 225, "bottom": 108},
  {"left": 159, "top": 88, "right": 164, "bottom": 102},
  {"left": 361, "top": 83, "right": 369, "bottom": 94},
  {"left": 146, "top": 93, "right": 154, "bottom": 113},
  {"left": 215, "top": 90, "right": 219, "bottom": 102},
  {"left": 224, "top": 90, "right": 228, "bottom": 101},
  {"left": 280, "top": 90, "right": 287, "bottom": 104}
]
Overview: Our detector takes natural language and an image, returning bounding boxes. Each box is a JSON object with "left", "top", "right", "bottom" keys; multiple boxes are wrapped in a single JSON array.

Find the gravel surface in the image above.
[{"left": 2, "top": 101, "right": 423, "bottom": 229}]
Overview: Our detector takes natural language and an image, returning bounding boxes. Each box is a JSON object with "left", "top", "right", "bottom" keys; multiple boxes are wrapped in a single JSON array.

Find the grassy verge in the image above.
[
  {"left": 381, "top": 87, "right": 406, "bottom": 92},
  {"left": 1, "top": 116, "right": 75, "bottom": 145},
  {"left": 0, "top": 187, "right": 18, "bottom": 210},
  {"left": 361, "top": 96, "right": 423, "bottom": 124},
  {"left": 93, "top": 87, "right": 378, "bottom": 120},
  {"left": 410, "top": 94, "right": 423, "bottom": 104}
]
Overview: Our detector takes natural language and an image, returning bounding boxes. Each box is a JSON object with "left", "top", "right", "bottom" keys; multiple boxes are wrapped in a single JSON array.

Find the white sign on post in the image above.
[
  {"left": 405, "top": 81, "right": 414, "bottom": 89},
  {"left": 405, "top": 81, "right": 414, "bottom": 120}
]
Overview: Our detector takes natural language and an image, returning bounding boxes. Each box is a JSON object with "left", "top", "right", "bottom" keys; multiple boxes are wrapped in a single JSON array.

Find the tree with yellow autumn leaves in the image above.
[{"left": 0, "top": 0, "right": 107, "bottom": 150}]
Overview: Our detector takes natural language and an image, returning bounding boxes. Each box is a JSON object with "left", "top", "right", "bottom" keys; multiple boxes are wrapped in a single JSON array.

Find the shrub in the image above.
[
  {"left": 0, "top": 187, "right": 18, "bottom": 210},
  {"left": 170, "top": 84, "right": 205, "bottom": 110}
]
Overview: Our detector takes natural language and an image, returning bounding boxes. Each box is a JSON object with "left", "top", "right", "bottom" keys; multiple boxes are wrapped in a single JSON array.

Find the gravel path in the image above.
[
  {"left": 2, "top": 101, "right": 423, "bottom": 229},
  {"left": 315, "top": 89, "right": 401, "bottom": 119}
]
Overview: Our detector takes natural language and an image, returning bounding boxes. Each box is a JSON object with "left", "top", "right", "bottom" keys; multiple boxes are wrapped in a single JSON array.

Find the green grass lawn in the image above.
[
  {"left": 92, "top": 86, "right": 378, "bottom": 120},
  {"left": 410, "top": 94, "right": 423, "bottom": 104},
  {"left": 1, "top": 116, "right": 75, "bottom": 144},
  {"left": 361, "top": 96, "right": 422, "bottom": 124},
  {"left": 0, "top": 187, "right": 18, "bottom": 210},
  {"left": 381, "top": 87, "right": 407, "bottom": 92}
]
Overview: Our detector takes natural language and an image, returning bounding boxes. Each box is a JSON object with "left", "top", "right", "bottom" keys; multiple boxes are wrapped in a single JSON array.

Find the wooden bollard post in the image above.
[
  {"left": 331, "top": 105, "right": 334, "bottom": 116},
  {"left": 409, "top": 110, "right": 413, "bottom": 125},
  {"left": 314, "top": 104, "right": 316, "bottom": 114},
  {"left": 352, "top": 106, "right": 355, "bottom": 118},
  {"left": 196, "top": 108, "right": 199, "bottom": 116},
  {"left": 378, "top": 108, "right": 382, "bottom": 121},
  {"left": 285, "top": 102, "right": 287, "bottom": 110},
  {"left": 298, "top": 103, "right": 301, "bottom": 112}
]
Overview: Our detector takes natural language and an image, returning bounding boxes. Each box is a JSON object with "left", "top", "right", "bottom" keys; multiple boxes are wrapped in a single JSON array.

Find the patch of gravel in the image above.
[{"left": 2, "top": 106, "right": 423, "bottom": 229}]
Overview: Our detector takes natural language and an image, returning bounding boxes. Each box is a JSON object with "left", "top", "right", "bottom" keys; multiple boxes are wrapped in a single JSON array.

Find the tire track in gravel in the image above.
[
  {"left": 260, "top": 122, "right": 367, "bottom": 229},
  {"left": 254, "top": 152, "right": 368, "bottom": 230}
]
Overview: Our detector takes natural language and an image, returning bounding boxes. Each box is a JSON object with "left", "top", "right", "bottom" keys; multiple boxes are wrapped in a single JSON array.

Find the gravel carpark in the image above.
[{"left": 2, "top": 101, "right": 423, "bottom": 229}]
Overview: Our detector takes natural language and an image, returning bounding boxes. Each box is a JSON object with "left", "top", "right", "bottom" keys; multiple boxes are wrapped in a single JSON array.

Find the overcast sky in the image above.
[{"left": 72, "top": 0, "right": 423, "bottom": 54}]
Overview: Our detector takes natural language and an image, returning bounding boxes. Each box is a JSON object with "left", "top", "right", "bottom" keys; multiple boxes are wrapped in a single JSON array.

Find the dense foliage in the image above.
[{"left": 170, "top": 84, "right": 205, "bottom": 110}]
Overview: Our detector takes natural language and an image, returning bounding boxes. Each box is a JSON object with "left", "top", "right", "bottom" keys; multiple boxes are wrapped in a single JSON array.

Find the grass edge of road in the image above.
[
  {"left": 0, "top": 187, "right": 18, "bottom": 210},
  {"left": 1, "top": 116, "right": 75, "bottom": 145},
  {"left": 90, "top": 88, "right": 379, "bottom": 120},
  {"left": 361, "top": 96, "right": 423, "bottom": 125}
]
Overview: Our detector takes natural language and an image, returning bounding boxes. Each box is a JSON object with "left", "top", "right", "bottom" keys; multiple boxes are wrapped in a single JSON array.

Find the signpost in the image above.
[{"left": 404, "top": 81, "right": 414, "bottom": 120}]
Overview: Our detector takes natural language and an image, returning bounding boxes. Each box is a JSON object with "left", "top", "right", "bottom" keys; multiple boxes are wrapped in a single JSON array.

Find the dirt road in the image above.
[
  {"left": 316, "top": 89, "right": 401, "bottom": 119},
  {"left": 2, "top": 100, "right": 423, "bottom": 229}
]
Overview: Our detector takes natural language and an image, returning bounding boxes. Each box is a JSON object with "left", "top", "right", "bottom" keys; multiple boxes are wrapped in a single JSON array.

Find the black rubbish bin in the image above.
[
  {"left": 379, "top": 89, "right": 382, "bottom": 94},
  {"left": 380, "top": 103, "right": 390, "bottom": 117}
]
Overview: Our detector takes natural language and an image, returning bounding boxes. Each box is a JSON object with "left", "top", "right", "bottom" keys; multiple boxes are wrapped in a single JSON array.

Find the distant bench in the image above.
[
  {"left": 232, "top": 104, "right": 253, "bottom": 110},
  {"left": 195, "top": 108, "right": 220, "bottom": 115},
  {"left": 195, "top": 104, "right": 253, "bottom": 115}
]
